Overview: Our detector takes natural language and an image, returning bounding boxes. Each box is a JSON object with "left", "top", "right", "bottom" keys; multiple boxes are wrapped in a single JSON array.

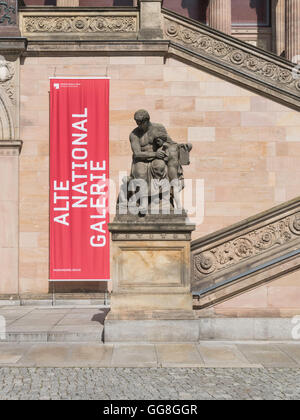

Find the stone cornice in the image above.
[
  {"left": 0, "top": 140, "right": 23, "bottom": 155},
  {"left": 22, "top": 39, "right": 170, "bottom": 55},
  {"left": 0, "top": 38, "right": 27, "bottom": 56}
]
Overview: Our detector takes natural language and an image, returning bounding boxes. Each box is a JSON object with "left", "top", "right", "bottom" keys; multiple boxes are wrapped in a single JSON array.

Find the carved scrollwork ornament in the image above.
[
  {"left": 261, "top": 63, "right": 277, "bottom": 78},
  {"left": 0, "top": 56, "right": 14, "bottom": 83},
  {"left": 289, "top": 213, "right": 300, "bottom": 235},
  {"left": 251, "top": 227, "right": 276, "bottom": 250},
  {"left": 166, "top": 22, "right": 179, "bottom": 37},
  {"left": 213, "top": 41, "right": 230, "bottom": 57},
  {"left": 230, "top": 50, "right": 246, "bottom": 65},
  {"left": 233, "top": 238, "right": 253, "bottom": 258},
  {"left": 24, "top": 15, "right": 137, "bottom": 33},
  {"left": 295, "top": 80, "right": 300, "bottom": 91},
  {"left": 194, "top": 252, "right": 216, "bottom": 274},
  {"left": 72, "top": 17, "right": 89, "bottom": 32}
]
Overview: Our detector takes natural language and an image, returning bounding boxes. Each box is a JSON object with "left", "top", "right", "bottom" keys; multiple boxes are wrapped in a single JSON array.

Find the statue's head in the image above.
[
  {"left": 134, "top": 109, "right": 150, "bottom": 133},
  {"left": 153, "top": 125, "right": 168, "bottom": 150}
]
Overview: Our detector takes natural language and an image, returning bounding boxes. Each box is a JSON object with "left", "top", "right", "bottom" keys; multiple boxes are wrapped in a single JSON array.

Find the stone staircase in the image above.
[
  {"left": 191, "top": 197, "right": 300, "bottom": 309},
  {"left": 162, "top": 8, "right": 300, "bottom": 111}
]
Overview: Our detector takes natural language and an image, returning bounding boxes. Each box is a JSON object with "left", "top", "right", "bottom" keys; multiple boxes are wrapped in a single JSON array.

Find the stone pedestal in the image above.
[
  {"left": 286, "top": 0, "right": 300, "bottom": 61},
  {"left": 104, "top": 215, "right": 198, "bottom": 342},
  {"left": 209, "top": 0, "right": 231, "bottom": 35}
]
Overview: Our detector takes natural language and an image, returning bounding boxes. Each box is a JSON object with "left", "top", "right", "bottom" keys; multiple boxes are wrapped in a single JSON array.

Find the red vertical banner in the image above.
[{"left": 49, "top": 78, "right": 110, "bottom": 281}]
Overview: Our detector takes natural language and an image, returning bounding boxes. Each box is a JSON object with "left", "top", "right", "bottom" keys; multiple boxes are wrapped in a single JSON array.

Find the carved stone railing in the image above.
[
  {"left": 191, "top": 197, "right": 300, "bottom": 308},
  {"left": 19, "top": 8, "right": 139, "bottom": 39},
  {"left": 162, "top": 9, "right": 300, "bottom": 111}
]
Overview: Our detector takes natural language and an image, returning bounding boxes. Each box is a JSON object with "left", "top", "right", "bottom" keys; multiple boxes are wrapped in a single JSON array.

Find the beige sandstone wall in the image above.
[
  {"left": 19, "top": 54, "right": 300, "bottom": 306},
  {"left": 211, "top": 271, "right": 300, "bottom": 317}
]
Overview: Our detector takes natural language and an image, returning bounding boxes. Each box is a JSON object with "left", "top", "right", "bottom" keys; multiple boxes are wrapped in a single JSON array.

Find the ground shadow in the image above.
[{"left": 91, "top": 308, "right": 110, "bottom": 326}]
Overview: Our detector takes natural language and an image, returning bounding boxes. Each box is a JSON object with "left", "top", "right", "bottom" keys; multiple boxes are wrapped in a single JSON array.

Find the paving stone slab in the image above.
[
  {"left": 197, "top": 342, "right": 259, "bottom": 367},
  {"left": 16, "top": 343, "right": 113, "bottom": 367},
  {"left": 237, "top": 343, "right": 298, "bottom": 367},
  {"left": 111, "top": 344, "right": 157, "bottom": 367},
  {"left": 156, "top": 343, "right": 204, "bottom": 367}
]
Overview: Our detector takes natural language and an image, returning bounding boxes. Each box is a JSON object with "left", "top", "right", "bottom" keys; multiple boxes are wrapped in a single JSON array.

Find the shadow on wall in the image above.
[
  {"left": 18, "top": 0, "right": 57, "bottom": 4},
  {"left": 113, "top": 0, "right": 134, "bottom": 5},
  {"left": 163, "top": 0, "right": 208, "bottom": 22},
  {"left": 250, "top": 0, "right": 266, "bottom": 24},
  {"left": 182, "top": 0, "right": 209, "bottom": 21},
  {"left": 250, "top": 0, "right": 275, "bottom": 53}
]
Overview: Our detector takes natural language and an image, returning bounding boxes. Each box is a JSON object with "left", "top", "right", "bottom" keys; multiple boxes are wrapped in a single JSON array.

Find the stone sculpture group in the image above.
[{"left": 117, "top": 109, "right": 192, "bottom": 216}]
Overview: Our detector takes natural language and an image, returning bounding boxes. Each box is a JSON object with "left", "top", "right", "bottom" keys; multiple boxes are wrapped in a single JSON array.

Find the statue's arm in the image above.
[{"left": 130, "top": 134, "right": 156, "bottom": 161}]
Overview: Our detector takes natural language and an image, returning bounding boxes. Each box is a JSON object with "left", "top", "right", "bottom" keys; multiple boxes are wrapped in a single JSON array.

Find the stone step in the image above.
[
  {"left": 1, "top": 330, "right": 103, "bottom": 343},
  {"left": 0, "top": 296, "right": 110, "bottom": 307}
]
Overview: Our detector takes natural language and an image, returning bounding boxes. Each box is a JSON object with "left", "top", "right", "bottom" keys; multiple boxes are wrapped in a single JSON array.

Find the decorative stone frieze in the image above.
[
  {"left": 21, "top": 13, "right": 138, "bottom": 36},
  {"left": 191, "top": 197, "right": 300, "bottom": 308},
  {"left": 194, "top": 212, "right": 300, "bottom": 278},
  {"left": 0, "top": 55, "right": 16, "bottom": 105}
]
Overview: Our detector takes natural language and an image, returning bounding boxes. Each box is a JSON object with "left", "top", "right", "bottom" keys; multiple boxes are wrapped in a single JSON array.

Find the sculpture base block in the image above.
[
  {"left": 105, "top": 217, "right": 196, "bottom": 343},
  {"left": 110, "top": 293, "right": 193, "bottom": 312}
]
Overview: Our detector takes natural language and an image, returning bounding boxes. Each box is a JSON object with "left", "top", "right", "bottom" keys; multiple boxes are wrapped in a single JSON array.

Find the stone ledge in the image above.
[
  {"left": 104, "top": 319, "right": 200, "bottom": 343},
  {"left": 0, "top": 39, "right": 27, "bottom": 56},
  {"left": 23, "top": 39, "right": 170, "bottom": 55},
  {"left": 0, "top": 140, "right": 23, "bottom": 155}
]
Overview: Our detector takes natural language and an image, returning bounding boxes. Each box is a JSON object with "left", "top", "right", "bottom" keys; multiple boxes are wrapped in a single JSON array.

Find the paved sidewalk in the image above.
[
  {"left": 1, "top": 306, "right": 300, "bottom": 400},
  {"left": 0, "top": 305, "right": 107, "bottom": 342},
  {"left": 0, "top": 367, "right": 299, "bottom": 400},
  {"left": 1, "top": 306, "right": 300, "bottom": 368},
  {"left": 0, "top": 342, "right": 300, "bottom": 368}
]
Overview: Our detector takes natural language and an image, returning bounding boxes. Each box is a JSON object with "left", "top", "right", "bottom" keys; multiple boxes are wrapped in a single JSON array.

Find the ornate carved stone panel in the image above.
[
  {"left": 192, "top": 210, "right": 300, "bottom": 286},
  {"left": 0, "top": 55, "right": 16, "bottom": 105},
  {"left": 20, "top": 13, "right": 138, "bottom": 37}
]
